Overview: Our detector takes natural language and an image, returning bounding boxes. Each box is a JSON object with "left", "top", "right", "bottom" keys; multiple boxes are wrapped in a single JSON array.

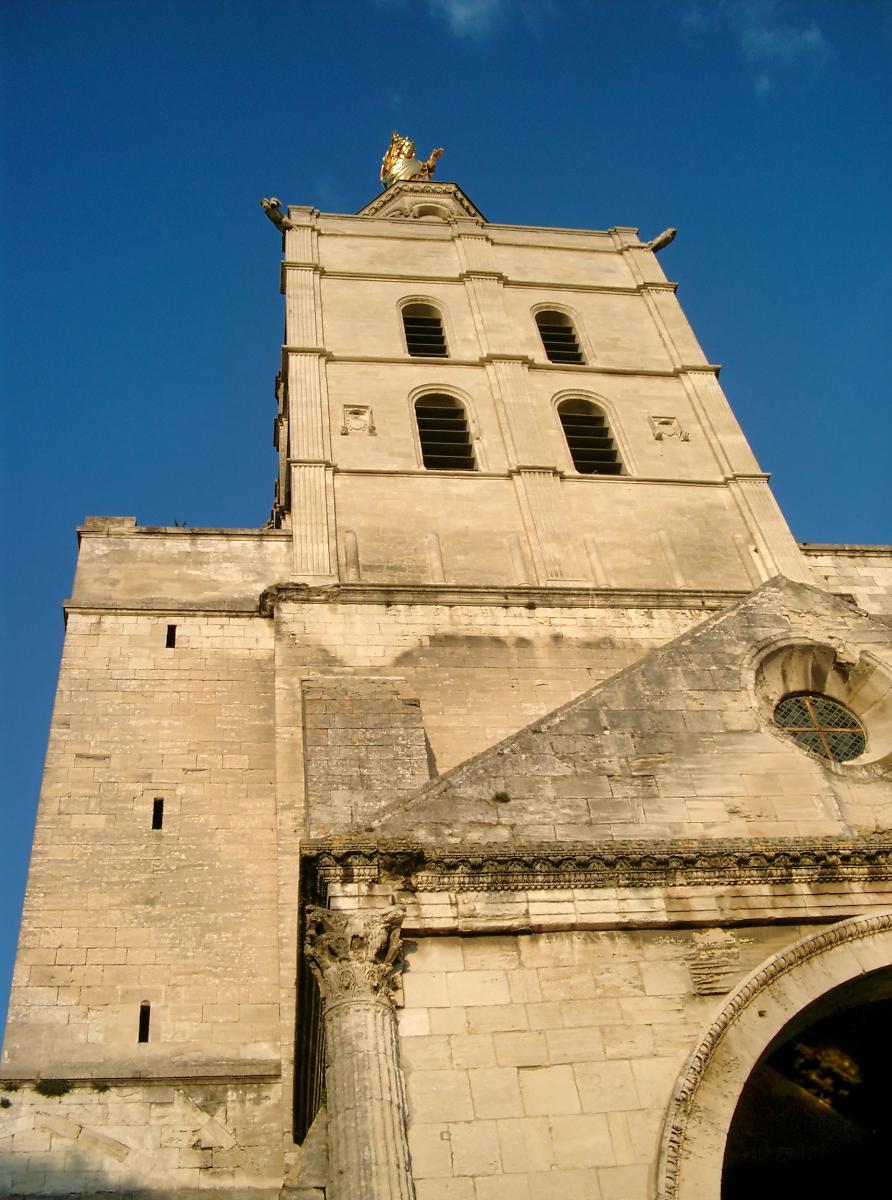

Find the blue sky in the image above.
[{"left": 1, "top": 0, "right": 890, "bottom": 1030}]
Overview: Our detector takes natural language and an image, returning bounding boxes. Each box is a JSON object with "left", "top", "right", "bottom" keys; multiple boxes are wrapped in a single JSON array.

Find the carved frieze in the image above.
[
  {"left": 302, "top": 837, "right": 892, "bottom": 897},
  {"left": 304, "top": 905, "right": 405, "bottom": 1007}
]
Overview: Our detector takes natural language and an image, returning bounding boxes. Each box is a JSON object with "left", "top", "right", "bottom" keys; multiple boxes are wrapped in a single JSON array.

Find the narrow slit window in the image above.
[
  {"left": 402, "top": 303, "right": 448, "bottom": 357},
  {"left": 165, "top": 624, "right": 177, "bottom": 649},
  {"left": 558, "top": 399, "right": 622, "bottom": 475},
  {"left": 138, "top": 1002, "right": 151, "bottom": 1043},
  {"left": 151, "top": 798, "right": 164, "bottom": 830},
  {"left": 415, "top": 395, "right": 475, "bottom": 471},
  {"left": 536, "top": 310, "right": 585, "bottom": 364}
]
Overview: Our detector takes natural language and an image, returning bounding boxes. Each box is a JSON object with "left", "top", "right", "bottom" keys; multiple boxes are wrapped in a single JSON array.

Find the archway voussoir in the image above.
[{"left": 657, "top": 912, "right": 892, "bottom": 1200}]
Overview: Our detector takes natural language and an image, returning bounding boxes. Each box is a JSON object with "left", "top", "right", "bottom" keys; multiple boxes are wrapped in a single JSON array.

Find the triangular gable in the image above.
[
  {"left": 374, "top": 577, "right": 892, "bottom": 842},
  {"left": 357, "top": 179, "right": 486, "bottom": 222}
]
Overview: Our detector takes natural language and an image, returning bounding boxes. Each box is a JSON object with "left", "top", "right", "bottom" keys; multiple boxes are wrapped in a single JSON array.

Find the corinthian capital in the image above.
[{"left": 304, "top": 905, "right": 405, "bottom": 1006}]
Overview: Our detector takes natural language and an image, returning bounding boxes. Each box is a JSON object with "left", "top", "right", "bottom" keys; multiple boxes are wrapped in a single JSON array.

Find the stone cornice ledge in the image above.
[
  {"left": 301, "top": 836, "right": 892, "bottom": 897},
  {"left": 0, "top": 1062, "right": 281, "bottom": 1085},
  {"left": 259, "top": 582, "right": 748, "bottom": 616}
]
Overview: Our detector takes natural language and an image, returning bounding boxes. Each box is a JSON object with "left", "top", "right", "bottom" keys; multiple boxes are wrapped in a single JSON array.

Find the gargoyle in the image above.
[
  {"left": 643, "top": 227, "right": 677, "bottom": 252},
  {"left": 260, "top": 197, "right": 290, "bottom": 232}
]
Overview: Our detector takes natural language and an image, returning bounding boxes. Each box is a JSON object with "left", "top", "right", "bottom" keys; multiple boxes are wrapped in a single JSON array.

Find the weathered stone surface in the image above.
[{"left": 4, "top": 170, "right": 891, "bottom": 1200}]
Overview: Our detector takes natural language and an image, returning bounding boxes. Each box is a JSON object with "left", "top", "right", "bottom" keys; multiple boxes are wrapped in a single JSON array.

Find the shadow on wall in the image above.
[
  {"left": 0, "top": 1146, "right": 142, "bottom": 1198},
  {"left": 0, "top": 1147, "right": 280, "bottom": 1199}
]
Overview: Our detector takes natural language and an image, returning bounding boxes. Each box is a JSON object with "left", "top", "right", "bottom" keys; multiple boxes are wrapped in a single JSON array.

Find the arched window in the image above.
[
  {"left": 402, "top": 303, "right": 448, "bottom": 357},
  {"left": 536, "top": 310, "right": 584, "bottom": 364},
  {"left": 415, "top": 395, "right": 475, "bottom": 470},
  {"left": 558, "top": 398, "right": 621, "bottom": 474}
]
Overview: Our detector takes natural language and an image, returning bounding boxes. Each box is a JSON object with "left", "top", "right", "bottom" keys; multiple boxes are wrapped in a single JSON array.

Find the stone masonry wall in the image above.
[
  {"left": 4, "top": 611, "right": 279, "bottom": 1077},
  {"left": 277, "top": 599, "right": 707, "bottom": 778},
  {"left": 396, "top": 925, "right": 832, "bottom": 1200},
  {"left": 801, "top": 544, "right": 892, "bottom": 615},
  {"left": 377, "top": 580, "right": 892, "bottom": 843},
  {"left": 0, "top": 1079, "right": 283, "bottom": 1197}
]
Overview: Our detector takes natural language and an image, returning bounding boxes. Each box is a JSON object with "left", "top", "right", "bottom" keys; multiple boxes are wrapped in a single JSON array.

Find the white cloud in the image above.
[
  {"left": 427, "top": 0, "right": 506, "bottom": 38},
  {"left": 733, "top": 5, "right": 829, "bottom": 67},
  {"left": 679, "top": 0, "right": 830, "bottom": 96}
]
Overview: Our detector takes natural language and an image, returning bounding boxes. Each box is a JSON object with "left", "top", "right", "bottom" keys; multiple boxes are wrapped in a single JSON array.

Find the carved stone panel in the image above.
[
  {"left": 650, "top": 415, "right": 690, "bottom": 441},
  {"left": 340, "top": 405, "right": 376, "bottom": 436}
]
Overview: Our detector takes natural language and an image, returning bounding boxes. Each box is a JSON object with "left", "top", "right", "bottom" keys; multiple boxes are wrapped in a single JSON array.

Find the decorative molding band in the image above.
[
  {"left": 300, "top": 837, "right": 892, "bottom": 897},
  {"left": 64, "top": 603, "right": 266, "bottom": 617},
  {"left": 76, "top": 524, "right": 290, "bottom": 539},
  {"left": 282, "top": 345, "right": 331, "bottom": 357},
  {"left": 657, "top": 909, "right": 892, "bottom": 1200},
  {"left": 800, "top": 542, "right": 892, "bottom": 556},
  {"left": 259, "top": 582, "right": 749, "bottom": 617},
  {"left": 0, "top": 1065, "right": 282, "bottom": 1085},
  {"left": 331, "top": 466, "right": 733, "bottom": 489},
  {"left": 297, "top": 351, "right": 718, "bottom": 378}
]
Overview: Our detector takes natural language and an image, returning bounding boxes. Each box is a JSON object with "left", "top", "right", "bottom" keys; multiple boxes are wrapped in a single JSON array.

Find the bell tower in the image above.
[{"left": 263, "top": 134, "right": 809, "bottom": 593}]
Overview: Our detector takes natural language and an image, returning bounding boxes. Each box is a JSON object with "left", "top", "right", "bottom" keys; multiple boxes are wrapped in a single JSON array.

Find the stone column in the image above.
[{"left": 304, "top": 905, "right": 415, "bottom": 1200}]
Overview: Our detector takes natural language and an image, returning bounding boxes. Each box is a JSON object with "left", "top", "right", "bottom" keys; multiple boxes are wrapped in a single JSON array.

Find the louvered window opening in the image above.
[
  {"left": 560, "top": 408, "right": 621, "bottom": 475},
  {"left": 416, "top": 398, "right": 475, "bottom": 470},
  {"left": 774, "top": 693, "right": 866, "bottom": 762},
  {"left": 403, "top": 310, "right": 448, "bottom": 357},
  {"left": 537, "top": 314, "right": 584, "bottom": 364}
]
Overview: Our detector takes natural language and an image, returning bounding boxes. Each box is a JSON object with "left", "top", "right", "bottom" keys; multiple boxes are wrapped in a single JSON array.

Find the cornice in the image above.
[
  {"left": 64, "top": 602, "right": 266, "bottom": 616},
  {"left": 313, "top": 352, "right": 720, "bottom": 378},
  {"left": 287, "top": 268, "right": 678, "bottom": 297},
  {"left": 0, "top": 1064, "right": 281, "bottom": 1085},
  {"left": 324, "top": 466, "right": 734, "bottom": 489},
  {"left": 77, "top": 525, "right": 288, "bottom": 539},
  {"left": 800, "top": 542, "right": 892, "bottom": 556},
  {"left": 300, "top": 837, "right": 892, "bottom": 898},
  {"left": 260, "top": 581, "right": 747, "bottom": 617}
]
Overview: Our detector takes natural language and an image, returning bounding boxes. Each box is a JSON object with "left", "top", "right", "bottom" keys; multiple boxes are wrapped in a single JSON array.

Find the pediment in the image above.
[
  {"left": 357, "top": 180, "right": 486, "bottom": 222},
  {"left": 374, "top": 577, "right": 892, "bottom": 842}
]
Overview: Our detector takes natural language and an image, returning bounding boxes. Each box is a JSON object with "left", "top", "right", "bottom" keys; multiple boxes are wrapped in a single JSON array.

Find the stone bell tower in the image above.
[
  {"left": 2, "top": 136, "right": 891, "bottom": 1200},
  {"left": 264, "top": 133, "right": 810, "bottom": 593}
]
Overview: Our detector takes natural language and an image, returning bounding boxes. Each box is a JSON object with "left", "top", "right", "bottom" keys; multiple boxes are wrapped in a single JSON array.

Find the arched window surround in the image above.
[
  {"left": 531, "top": 303, "right": 593, "bottom": 366},
  {"left": 746, "top": 636, "right": 892, "bottom": 772},
  {"left": 408, "top": 386, "right": 483, "bottom": 473},
  {"left": 398, "top": 296, "right": 452, "bottom": 359},
  {"left": 552, "top": 390, "right": 632, "bottom": 477}
]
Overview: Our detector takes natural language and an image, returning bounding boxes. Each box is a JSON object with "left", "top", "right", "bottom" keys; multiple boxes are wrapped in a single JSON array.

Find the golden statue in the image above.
[{"left": 380, "top": 131, "right": 444, "bottom": 188}]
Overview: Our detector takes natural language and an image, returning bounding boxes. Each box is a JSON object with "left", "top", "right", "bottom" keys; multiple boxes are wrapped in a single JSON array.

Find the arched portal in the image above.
[
  {"left": 656, "top": 912, "right": 892, "bottom": 1200},
  {"left": 723, "top": 966, "right": 891, "bottom": 1197}
]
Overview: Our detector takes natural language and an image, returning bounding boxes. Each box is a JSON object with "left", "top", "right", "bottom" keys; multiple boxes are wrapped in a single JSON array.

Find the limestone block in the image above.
[
  {"left": 408, "top": 1071, "right": 474, "bottom": 1123},
  {"left": 550, "top": 1112, "right": 615, "bottom": 1168},
  {"left": 468, "top": 1068, "right": 524, "bottom": 1119},
  {"left": 449, "top": 1120, "right": 501, "bottom": 1175},
  {"left": 573, "top": 1061, "right": 639, "bottom": 1113},
  {"left": 517, "top": 1064, "right": 581, "bottom": 1116}
]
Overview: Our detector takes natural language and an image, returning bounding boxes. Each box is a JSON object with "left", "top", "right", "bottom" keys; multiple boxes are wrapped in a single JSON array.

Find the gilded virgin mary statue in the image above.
[{"left": 380, "top": 132, "right": 444, "bottom": 188}]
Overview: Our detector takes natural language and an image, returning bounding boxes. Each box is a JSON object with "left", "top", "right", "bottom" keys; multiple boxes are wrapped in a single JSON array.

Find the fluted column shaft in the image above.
[{"left": 305, "top": 906, "right": 415, "bottom": 1200}]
